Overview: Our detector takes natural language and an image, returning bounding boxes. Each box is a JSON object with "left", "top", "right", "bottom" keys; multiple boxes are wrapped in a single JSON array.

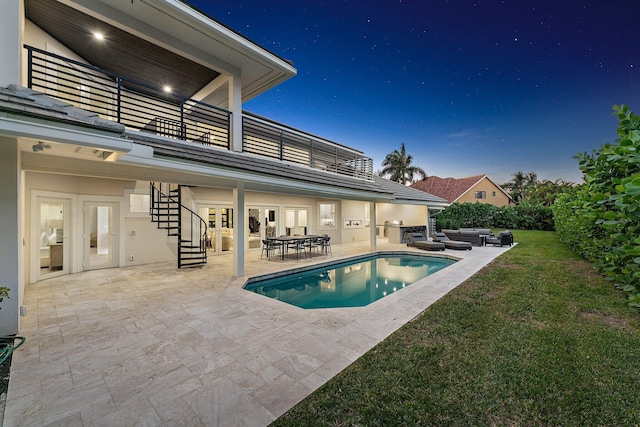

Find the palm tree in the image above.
[
  {"left": 380, "top": 143, "right": 427, "bottom": 185},
  {"left": 503, "top": 171, "right": 538, "bottom": 204}
]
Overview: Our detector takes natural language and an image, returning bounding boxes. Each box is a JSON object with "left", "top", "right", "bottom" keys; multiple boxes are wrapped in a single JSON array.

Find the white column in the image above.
[
  {"left": 228, "top": 73, "right": 243, "bottom": 152},
  {"left": 0, "top": 138, "right": 21, "bottom": 334},
  {"left": 369, "top": 201, "right": 377, "bottom": 251},
  {"left": 233, "top": 181, "right": 245, "bottom": 277},
  {"left": 0, "top": 0, "right": 22, "bottom": 87}
]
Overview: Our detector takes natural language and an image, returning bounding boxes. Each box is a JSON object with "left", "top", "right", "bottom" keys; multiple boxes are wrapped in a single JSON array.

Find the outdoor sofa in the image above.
[
  {"left": 440, "top": 228, "right": 494, "bottom": 246},
  {"left": 406, "top": 233, "right": 445, "bottom": 251},
  {"left": 431, "top": 232, "right": 473, "bottom": 250}
]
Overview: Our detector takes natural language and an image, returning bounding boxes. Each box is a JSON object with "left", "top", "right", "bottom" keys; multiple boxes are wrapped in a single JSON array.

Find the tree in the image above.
[
  {"left": 529, "top": 179, "right": 574, "bottom": 206},
  {"left": 380, "top": 143, "right": 427, "bottom": 185},
  {"left": 503, "top": 171, "right": 537, "bottom": 203}
]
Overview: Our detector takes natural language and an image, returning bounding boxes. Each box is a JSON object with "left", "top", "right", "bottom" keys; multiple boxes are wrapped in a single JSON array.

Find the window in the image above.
[
  {"left": 319, "top": 203, "right": 336, "bottom": 228},
  {"left": 492, "top": 191, "right": 496, "bottom": 197},
  {"left": 364, "top": 203, "right": 370, "bottom": 227},
  {"left": 129, "top": 194, "right": 150, "bottom": 213},
  {"left": 475, "top": 191, "right": 486, "bottom": 199}
]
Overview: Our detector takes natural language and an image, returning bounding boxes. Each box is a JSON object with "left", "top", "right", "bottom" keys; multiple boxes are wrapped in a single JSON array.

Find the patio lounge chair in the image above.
[
  {"left": 406, "top": 233, "right": 445, "bottom": 251},
  {"left": 431, "top": 232, "right": 473, "bottom": 250},
  {"left": 485, "top": 230, "right": 513, "bottom": 246}
]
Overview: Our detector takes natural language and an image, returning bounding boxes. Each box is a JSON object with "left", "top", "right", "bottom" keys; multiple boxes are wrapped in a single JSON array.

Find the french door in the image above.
[
  {"left": 199, "top": 206, "right": 234, "bottom": 255},
  {"left": 247, "top": 207, "right": 279, "bottom": 250},
  {"left": 34, "top": 196, "right": 72, "bottom": 281},
  {"left": 285, "top": 207, "right": 309, "bottom": 236},
  {"left": 83, "top": 202, "right": 119, "bottom": 270}
]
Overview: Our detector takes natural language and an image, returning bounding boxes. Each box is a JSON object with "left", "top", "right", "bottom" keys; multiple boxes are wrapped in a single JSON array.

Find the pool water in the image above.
[{"left": 244, "top": 253, "right": 456, "bottom": 309}]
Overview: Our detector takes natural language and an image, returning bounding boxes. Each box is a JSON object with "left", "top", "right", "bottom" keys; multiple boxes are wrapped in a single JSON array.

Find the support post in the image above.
[
  {"left": 233, "top": 181, "right": 245, "bottom": 277},
  {"left": 369, "top": 201, "right": 377, "bottom": 251}
]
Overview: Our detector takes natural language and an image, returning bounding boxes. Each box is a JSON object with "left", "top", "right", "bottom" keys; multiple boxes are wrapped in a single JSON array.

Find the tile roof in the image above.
[
  {"left": 410, "top": 174, "right": 486, "bottom": 203},
  {"left": 372, "top": 176, "right": 448, "bottom": 206}
]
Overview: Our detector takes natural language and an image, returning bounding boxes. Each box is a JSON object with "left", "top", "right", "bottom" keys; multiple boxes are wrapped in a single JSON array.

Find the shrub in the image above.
[
  {"left": 553, "top": 104, "right": 640, "bottom": 309},
  {"left": 435, "top": 202, "right": 553, "bottom": 231}
]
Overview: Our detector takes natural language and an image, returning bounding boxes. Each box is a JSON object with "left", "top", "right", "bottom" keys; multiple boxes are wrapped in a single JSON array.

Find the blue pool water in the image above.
[{"left": 244, "top": 253, "right": 456, "bottom": 309}]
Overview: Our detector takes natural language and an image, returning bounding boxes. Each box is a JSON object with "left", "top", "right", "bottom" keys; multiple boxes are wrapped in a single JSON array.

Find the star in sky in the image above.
[{"left": 190, "top": 0, "right": 640, "bottom": 184}]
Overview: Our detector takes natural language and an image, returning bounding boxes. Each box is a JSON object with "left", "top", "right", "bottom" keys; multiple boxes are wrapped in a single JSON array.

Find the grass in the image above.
[{"left": 271, "top": 230, "right": 640, "bottom": 426}]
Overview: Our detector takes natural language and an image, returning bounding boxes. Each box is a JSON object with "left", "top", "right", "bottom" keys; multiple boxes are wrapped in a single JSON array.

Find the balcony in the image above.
[{"left": 25, "top": 45, "right": 373, "bottom": 181}]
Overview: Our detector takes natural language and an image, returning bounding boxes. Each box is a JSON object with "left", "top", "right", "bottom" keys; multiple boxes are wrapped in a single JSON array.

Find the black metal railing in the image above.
[
  {"left": 242, "top": 113, "right": 374, "bottom": 181},
  {"left": 24, "top": 45, "right": 374, "bottom": 181},
  {"left": 25, "top": 45, "right": 231, "bottom": 149}
]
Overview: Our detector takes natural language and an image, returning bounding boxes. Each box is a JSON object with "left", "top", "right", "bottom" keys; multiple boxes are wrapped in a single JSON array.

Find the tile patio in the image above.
[{"left": 4, "top": 240, "right": 513, "bottom": 426}]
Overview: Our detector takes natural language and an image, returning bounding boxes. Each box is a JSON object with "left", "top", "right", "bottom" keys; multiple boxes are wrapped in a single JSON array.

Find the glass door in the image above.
[
  {"left": 36, "top": 198, "right": 71, "bottom": 280},
  {"left": 199, "top": 206, "right": 234, "bottom": 255},
  {"left": 285, "top": 208, "right": 309, "bottom": 236},
  {"left": 247, "top": 207, "right": 279, "bottom": 250},
  {"left": 83, "top": 202, "right": 119, "bottom": 270}
]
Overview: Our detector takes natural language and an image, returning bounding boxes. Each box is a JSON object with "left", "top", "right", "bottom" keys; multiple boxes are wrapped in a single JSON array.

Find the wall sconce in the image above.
[{"left": 32, "top": 142, "right": 51, "bottom": 152}]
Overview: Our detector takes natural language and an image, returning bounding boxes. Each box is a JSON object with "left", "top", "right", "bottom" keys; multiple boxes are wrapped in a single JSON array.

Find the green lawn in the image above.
[{"left": 272, "top": 230, "right": 640, "bottom": 426}]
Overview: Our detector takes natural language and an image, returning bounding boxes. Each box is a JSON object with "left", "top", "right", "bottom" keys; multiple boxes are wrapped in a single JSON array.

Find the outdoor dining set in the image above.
[{"left": 261, "top": 235, "right": 332, "bottom": 260}]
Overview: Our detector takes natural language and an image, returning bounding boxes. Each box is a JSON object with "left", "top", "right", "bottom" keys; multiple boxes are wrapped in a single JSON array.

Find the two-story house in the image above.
[{"left": 0, "top": 0, "right": 448, "bottom": 334}]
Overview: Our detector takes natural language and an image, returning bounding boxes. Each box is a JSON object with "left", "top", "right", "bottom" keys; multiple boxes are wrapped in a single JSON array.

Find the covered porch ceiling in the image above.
[{"left": 24, "top": 0, "right": 296, "bottom": 106}]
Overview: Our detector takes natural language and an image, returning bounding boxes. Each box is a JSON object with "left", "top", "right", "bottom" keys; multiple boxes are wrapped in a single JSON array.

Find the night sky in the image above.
[{"left": 190, "top": 0, "right": 640, "bottom": 184}]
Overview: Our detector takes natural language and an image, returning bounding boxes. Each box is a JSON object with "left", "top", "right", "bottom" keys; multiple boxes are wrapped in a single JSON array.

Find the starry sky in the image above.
[{"left": 190, "top": 0, "right": 640, "bottom": 185}]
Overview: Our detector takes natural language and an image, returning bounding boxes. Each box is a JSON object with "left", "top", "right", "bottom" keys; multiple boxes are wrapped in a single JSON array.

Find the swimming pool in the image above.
[{"left": 244, "top": 252, "right": 456, "bottom": 309}]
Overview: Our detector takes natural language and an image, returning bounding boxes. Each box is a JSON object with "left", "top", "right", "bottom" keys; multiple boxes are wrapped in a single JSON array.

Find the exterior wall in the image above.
[
  {"left": 456, "top": 177, "right": 510, "bottom": 206},
  {"left": 0, "top": 138, "right": 21, "bottom": 334},
  {"left": 340, "top": 200, "right": 370, "bottom": 243},
  {"left": 376, "top": 203, "right": 428, "bottom": 226},
  {"left": 0, "top": 0, "right": 22, "bottom": 87}
]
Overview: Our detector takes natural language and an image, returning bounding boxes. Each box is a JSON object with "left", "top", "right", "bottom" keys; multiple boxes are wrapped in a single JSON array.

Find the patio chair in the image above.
[
  {"left": 406, "top": 233, "right": 445, "bottom": 251},
  {"left": 485, "top": 230, "right": 513, "bottom": 246},
  {"left": 302, "top": 237, "right": 322, "bottom": 257},
  {"left": 318, "top": 235, "right": 332, "bottom": 255},
  {"left": 285, "top": 237, "right": 306, "bottom": 260},
  {"left": 431, "top": 232, "right": 473, "bottom": 250},
  {"left": 261, "top": 239, "right": 281, "bottom": 260}
]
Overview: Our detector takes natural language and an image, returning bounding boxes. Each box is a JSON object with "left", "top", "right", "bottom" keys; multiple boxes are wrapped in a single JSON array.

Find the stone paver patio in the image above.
[{"left": 4, "top": 240, "right": 513, "bottom": 426}]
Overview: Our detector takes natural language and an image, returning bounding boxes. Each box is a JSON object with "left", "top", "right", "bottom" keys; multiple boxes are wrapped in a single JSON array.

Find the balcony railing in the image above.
[
  {"left": 24, "top": 45, "right": 374, "bottom": 182},
  {"left": 25, "top": 45, "right": 231, "bottom": 148},
  {"left": 243, "top": 113, "right": 374, "bottom": 181}
]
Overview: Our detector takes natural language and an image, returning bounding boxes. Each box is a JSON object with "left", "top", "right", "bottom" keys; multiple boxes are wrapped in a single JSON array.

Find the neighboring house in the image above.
[
  {"left": 411, "top": 174, "right": 512, "bottom": 206},
  {"left": 0, "top": 0, "right": 447, "bottom": 334}
]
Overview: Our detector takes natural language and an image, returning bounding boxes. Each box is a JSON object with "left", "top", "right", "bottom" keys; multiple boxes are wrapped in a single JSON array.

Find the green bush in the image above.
[
  {"left": 552, "top": 104, "right": 640, "bottom": 309},
  {"left": 435, "top": 202, "right": 554, "bottom": 231}
]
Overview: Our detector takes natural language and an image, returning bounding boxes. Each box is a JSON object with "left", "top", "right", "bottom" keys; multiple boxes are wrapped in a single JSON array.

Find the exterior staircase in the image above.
[{"left": 150, "top": 182, "right": 207, "bottom": 268}]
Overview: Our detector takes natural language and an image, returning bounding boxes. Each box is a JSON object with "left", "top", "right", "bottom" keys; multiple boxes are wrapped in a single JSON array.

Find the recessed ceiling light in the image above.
[
  {"left": 93, "top": 32, "right": 104, "bottom": 40},
  {"left": 163, "top": 86, "right": 172, "bottom": 93}
]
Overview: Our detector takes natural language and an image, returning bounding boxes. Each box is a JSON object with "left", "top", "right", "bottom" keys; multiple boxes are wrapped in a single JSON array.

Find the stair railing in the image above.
[{"left": 150, "top": 182, "right": 208, "bottom": 268}]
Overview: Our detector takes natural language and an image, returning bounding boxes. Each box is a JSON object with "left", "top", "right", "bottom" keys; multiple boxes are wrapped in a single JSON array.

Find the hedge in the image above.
[
  {"left": 552, "top": 104, "right": 640, "bottom": 309},
  {"left": 435, "top": 202, "right": 554, "bottom": 231}
]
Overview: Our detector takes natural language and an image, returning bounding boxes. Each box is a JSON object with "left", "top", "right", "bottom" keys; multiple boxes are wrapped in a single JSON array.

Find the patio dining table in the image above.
[{"left": 267, "top": 235, "right": 323, "bottom": 260}]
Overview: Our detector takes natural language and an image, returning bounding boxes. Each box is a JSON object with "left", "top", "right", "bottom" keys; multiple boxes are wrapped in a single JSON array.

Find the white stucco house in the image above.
[{"left": 0, "top": 0, "right": 448, "bottom": 335}]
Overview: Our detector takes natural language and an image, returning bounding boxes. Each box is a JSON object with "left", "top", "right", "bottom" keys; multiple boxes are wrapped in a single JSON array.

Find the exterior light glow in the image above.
[
  {"left": 163, "top": 86, "right": 172, "bottom": 93},
  {"left": 93, "top": 32, "right": 104, "bottom": 40}
]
